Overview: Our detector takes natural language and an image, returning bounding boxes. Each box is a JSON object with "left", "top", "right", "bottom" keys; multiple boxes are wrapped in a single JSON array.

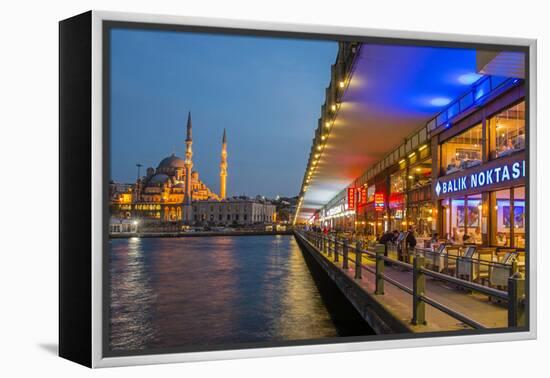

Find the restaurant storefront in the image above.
[
  {"left": 431, "top": 89, "right": 526, "bottom": 249},
  {"left": 319, "top": 79, "right": 526, "bottom": 249}
]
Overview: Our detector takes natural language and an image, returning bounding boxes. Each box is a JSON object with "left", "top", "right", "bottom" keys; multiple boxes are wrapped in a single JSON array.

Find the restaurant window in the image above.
[
  {"left": 440, "top": 194, "right": 483, "bottom": 245},
  {"left": 489, "top": 101, "right": 525, "bottom": 159},
  {"left": 441, "top": 124, "right": 483, "bottom": 175},
  {"left": 409, "top": 203, "right": 435, "bottom": 239},
  {"left": 390, "top": 170, "right": 406, "bottom": 193},
  {"left": 514, "top": 187, "right": 526, "bottom": 248},
  {"left": 390, "top": 170, "right": 406, "bottom": 231},
  {"left": 490, "top": 187, "right": 526, "bottom": 248},
  {"left": 409, "top": 161, "right": 432, "bottom": 189}
]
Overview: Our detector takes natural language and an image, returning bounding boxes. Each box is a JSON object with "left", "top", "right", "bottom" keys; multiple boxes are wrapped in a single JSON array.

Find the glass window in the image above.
[
  {"left": 464, "top": 194, "right": 482, "bottom": 245},
  {"left": 514, "top": 187, "right": 526, "bottom": 248},
  {"left": 409, "top": 161, "right": 432, "bottom": 189},
  {"left": 490, "top": 101, "right": 525, "bottom": 159},
  {"left": 491, "top": 189, "right": 512, "bottom": 247},
  {"left": 441, "top": 124, "right": 483, "bottom": 175},
  {"left": 441, "top": 194, "right": 482, "bottom": 245},
  {"left": 390, "top": 170, "right": 406, "bottom": 193},
  {"left": 408, "top": 203, "right": 435, "bottom": 238}
]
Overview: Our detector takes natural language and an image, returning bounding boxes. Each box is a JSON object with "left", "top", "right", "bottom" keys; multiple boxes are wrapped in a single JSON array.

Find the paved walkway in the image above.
[{"left": 304, "top": 236, "right": 508, "bottom": 333}]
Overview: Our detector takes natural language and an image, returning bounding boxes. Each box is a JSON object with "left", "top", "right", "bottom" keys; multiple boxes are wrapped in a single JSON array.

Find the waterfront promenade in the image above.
[{"left": 295, "top": 231, "right": 522, "bottom": 334}]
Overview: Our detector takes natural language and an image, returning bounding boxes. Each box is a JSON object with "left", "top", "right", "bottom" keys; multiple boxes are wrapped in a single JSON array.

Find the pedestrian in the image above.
[{"left": 406, "top": 226, "right": 417, "bottom": 250}]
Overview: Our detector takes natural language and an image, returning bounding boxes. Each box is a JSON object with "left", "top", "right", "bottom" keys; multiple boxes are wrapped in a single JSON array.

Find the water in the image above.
[{"left": 109, "top": 235, "right": 373, "bottom": 353}]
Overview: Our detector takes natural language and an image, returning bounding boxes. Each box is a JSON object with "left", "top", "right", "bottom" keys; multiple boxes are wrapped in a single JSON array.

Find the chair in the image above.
[
  {"left": 444, "top": 246, "right": 461, "bottom": 274},
  {"left": 476, "top": 248, "right": 496, "bottom": 285},
  {"left": 431, "top": 245, "right": 448, "bottom": 272},
  {"left": 489, "top": 251, "right": 518, "bottom": 288},
  {"left": 457, "top": 246, "right": 477, "bottom": 281}
]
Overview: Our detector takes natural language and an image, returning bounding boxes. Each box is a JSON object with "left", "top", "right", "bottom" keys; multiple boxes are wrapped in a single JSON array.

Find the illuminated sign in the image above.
[
  {"left": 327, "top": 204, "right": 345, "bottom": 216},
  {"left": 347, "top": 187, "right": 356, "bottom": 210},
  {"left": 359, "top": 186, "right": 368, "bottom": 205},
  {"left": 374, "top": 193, "right": 385, "bottom": 212},
  {"left": 435, "top": 159, "right": 525, "bottom": 197},
  {"left": 389, "top": 193, "right": 405, "bottom": 208}
]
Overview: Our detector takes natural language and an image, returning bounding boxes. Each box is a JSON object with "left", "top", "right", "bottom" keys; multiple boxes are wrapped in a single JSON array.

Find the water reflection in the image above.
[
  {"left": 110, "top": 237, "right": 156, "bottom": 350},
  {"left": 109, "top": 235, "right": 353, "bottom": 352}
]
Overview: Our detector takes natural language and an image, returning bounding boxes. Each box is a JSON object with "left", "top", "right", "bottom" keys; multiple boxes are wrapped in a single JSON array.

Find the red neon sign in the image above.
[
  {"left": 374, "top": 193, "right": 385, "bottom": 212},
  {"left": 347, "top": 187, "right": 356, "bottom": 210},
  {"left": 360, "top": 187, "right": 367, "bottom": 205}
]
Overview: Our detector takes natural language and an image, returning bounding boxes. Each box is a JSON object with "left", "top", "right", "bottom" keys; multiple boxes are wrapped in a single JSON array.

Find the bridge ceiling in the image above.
[{"left": 299, "top": 43, "right": 491, "bottom": 221}]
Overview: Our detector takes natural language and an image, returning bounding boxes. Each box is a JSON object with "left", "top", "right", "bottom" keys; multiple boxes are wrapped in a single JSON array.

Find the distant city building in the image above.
[
  {"left": 109, "top": 218, "right": 138, "bottom": 234},
  {"left": 192, "top": 198, "right": 276, "bottom": 226}
]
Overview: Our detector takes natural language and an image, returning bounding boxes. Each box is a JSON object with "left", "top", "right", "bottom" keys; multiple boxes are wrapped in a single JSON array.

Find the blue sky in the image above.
[{"left": 110, "top": 28, "right": 337, "bottom": 198}]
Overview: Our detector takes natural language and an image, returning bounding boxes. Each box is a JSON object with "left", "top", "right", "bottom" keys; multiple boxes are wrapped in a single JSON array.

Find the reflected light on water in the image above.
[{"left": 109, "top": 235, "right": 365, "bottom": 353}]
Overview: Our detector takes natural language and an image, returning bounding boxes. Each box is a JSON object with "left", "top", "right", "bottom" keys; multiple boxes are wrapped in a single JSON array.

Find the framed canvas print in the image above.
[{"left": 59, "top": 10, "right": 537, "bottom": 368}]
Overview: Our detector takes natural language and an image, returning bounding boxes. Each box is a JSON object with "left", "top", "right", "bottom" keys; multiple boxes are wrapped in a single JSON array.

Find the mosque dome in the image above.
[
  {"left": 147, "top": 173, "right": 171, "bottom": 185},
  {"left": 157, "top": 153, "right": 186, "bottom": 169}
]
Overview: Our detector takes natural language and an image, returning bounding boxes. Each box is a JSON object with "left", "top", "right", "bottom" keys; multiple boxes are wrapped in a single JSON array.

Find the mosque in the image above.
[{"left": 110, "top": 112, "right": 228, "bottom": 223}]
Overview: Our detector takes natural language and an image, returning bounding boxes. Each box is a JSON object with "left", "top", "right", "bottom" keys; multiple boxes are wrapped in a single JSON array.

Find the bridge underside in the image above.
[{"left": 298, "top": 44, "right": 512, "bottom": 221}]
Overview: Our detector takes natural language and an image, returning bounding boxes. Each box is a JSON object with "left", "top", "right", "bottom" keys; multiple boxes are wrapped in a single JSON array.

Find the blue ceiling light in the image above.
[
  {"left": 458, "top": 72, "right": 483, "bottom": 85},
  {"left": 430, "top": 97, "right": 452, "bottom": 106}
]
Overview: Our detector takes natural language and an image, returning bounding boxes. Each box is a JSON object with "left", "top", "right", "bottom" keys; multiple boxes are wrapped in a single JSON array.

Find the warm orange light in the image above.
[{"left": 339, "top": 81, "right": 345, "bottom": 88}]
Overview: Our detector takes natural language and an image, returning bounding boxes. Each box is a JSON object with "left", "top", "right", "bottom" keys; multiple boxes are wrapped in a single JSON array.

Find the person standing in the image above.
[{"left": 406, "top": 226, "right": 417, "bottom": 256}]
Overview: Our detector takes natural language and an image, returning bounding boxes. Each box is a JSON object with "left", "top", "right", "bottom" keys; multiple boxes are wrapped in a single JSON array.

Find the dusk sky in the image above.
[{"left": 110, "top": 28, "right": 337, "bottom": 198}]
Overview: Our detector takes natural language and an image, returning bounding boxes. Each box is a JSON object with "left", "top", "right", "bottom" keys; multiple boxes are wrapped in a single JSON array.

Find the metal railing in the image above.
[{"left": 298, "top": 231, "right": 526, "bottom": 330}]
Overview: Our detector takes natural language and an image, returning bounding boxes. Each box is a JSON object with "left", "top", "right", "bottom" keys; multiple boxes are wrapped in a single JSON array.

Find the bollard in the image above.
[
  {"left": 343, "top": 239, "right": 349, "bottom": 269},
  {"left": 328, "top": 237, "right": 333, "bottom": 257},
  {"left": 354, "top": 241, "right": 363, "bottom": 279},
  {"left": 375, "top": 244, "right": 385, "bottom": 295},
  {"left": 508, "top": 271, "right": 526, "bottom": 328},
  {"left": 412, "top": 255, "right": 426, "bottom": 325},
  {"left": 334, "top": 238, "right": 339, "bottom": 263}
]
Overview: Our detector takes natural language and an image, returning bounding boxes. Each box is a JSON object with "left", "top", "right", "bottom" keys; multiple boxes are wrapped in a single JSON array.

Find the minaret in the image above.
[
  {"left": 183, "top": 112, "right": 194, "bottom": 222},
  {"left": 219, "top": 129, "right": 228, "bottom": 199}
]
